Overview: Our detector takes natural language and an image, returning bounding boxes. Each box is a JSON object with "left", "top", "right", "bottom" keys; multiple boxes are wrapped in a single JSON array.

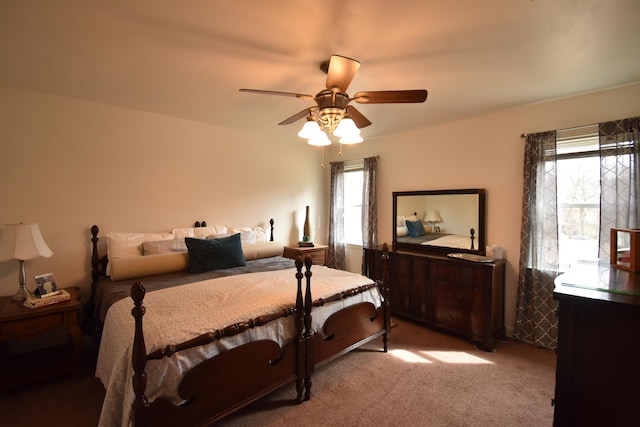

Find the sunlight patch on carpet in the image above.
[
  {"left": 389, "top": 349, "right": 433, "bottom": 363},
  {"left": 420, "top": 351, "right": 493, "bottom": 364}
]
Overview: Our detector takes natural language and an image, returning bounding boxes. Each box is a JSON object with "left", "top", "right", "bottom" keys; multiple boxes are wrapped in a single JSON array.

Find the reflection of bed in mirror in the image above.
[
  {"left": 393, "top": 189, "right": 485, "bottom": 254},
  {"left": 396, "top": 214, "right": 476, "bottom": 249},
  {"left": 397, "top": 233, "right": 476, "bottom": 249}
]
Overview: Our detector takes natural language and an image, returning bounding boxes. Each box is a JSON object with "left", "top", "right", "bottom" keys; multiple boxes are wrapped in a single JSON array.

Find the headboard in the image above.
[{"left": 90, "top": 219, "right": 276, "bottom": 283}]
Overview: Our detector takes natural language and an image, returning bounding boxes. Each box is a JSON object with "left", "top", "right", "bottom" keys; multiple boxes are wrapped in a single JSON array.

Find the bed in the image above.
[
  {"left": 86, "top": 221, "right": 390, "bottom": 426},
  {"left": 396, "top": 213, "right": 476, "bottom": 250}
]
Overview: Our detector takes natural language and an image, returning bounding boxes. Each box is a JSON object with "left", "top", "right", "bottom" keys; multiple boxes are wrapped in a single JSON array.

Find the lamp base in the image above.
[{"left": 11, "top": 285, "right": 30, "bottom": 302}]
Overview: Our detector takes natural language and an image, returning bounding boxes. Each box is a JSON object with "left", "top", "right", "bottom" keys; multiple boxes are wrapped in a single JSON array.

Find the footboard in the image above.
[
  {"left": 312, "top": 299, "right": 388, "bottom": 365},
  {"left": 304, "top": 244, "right": 390, "bottom": 400},
  {"left": 130, "top": 257, "right": 313, "bottom": 427}
]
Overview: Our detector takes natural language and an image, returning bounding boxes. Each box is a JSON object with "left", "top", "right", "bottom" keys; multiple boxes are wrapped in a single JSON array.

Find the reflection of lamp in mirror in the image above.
[
  {"left": 424, "top": 210, "right": 443, "bottom": 233},
  {"left": 0, "top": 223, "right": 54, "bottom": 301}
]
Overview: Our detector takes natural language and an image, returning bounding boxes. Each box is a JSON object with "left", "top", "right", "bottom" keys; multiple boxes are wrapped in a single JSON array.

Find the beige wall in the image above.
[
  {"left": 1, "top": 83, "right": 639, "bottom": 337},
  {"left": 0, "top": 87, "right": 327, "bottom": 303},
  {"left": 328, "top": 82, "right": 640, "bottom": 335}
]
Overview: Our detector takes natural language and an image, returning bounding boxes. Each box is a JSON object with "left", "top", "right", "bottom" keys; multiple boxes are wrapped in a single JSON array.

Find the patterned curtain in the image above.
[
  {"left": 362, "top": 156, "right": 378, "bottom": 248},
  {"left": 514, "top": 131, "right": 559, "bottom": 349},
  {"left": 598, "top": 117, "right": 640, "bottom": 259},
  {"left": 327, "top": 161, "right": 345, "bottom": 270},
  {"left": 361, "top": 157, "right": 378, "bottom": 274}
]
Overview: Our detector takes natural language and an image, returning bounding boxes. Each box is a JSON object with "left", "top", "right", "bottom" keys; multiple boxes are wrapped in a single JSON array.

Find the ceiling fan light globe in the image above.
[
  {"left": 339, "top": 134, "right": 363, "bottom": 145},
  {"left": 308, "top": 132, "right": 331, "bottom": 146},
  {"left": 298, "top": 120, "right": 322, "bottom": 139},
  {"left": 333, "top": 117, "right": 359, "bottom": 138}
]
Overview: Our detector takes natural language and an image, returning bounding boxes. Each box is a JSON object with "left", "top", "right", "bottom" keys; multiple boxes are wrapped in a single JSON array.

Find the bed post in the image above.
[
  {"left": 91, "top": 225, "right": 100, "bottom": 283},
  {"left": 294, "top": 256, "right": 305, "bottom": 404},
  {"left": 470, "top": 228, "right": 475, "bottom": 250},
  {"left": 131, "top": 282, "right": 149, "bottom": 425},
  {"left": 381, "top": 243, "right": 391, "bottom": 352},
  {"left": 269, "top": 218, "right": 274, "bottom": 242},
  {"left": 303, "top": 256, "right": 314, "bottom": 401}
]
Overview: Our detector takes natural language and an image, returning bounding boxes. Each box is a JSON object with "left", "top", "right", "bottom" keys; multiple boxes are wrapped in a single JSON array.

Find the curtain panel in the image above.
[
  {"left": 514, "top": 131, "right": 559, "bottom": 349},
  {"left": 362, "top": 156, "right": 378, "bottom": 248},
  {"left": 598, "top": 117, "right": 640, "bottom": 258},
  {"left": 327, "top": 161, "right": 345, "bottom": 270}
]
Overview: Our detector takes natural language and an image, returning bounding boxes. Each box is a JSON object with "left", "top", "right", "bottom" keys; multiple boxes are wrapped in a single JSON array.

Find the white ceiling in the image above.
[{"left": 1, "top": 1, "right": 639, "bottom": 140}]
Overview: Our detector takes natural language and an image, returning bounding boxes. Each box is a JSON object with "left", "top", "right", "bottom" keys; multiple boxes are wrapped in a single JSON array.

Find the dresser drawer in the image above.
[
  {"left": 283, "top": 245, "right": 328, "bottom": 265},
  {"left": 436, "top": 282, "right": 465, "bottom": 308},
  {"left": 435, "top": 305, "right": 466, "bottom": 331},
  {"left": 0, "top": 312, "right": 66, "bottom": 338},
  {"left": 307, "top": 250, "right": 326, "bottom": 265},
  {"left": 433, "top": 262, "right": 464, "bottom": 284},
  {"left": 470, "top": 312, "right": 487, "bottom": 337},
  {"left": 470, "top": 287, "right": 486, "bottom": 313}
]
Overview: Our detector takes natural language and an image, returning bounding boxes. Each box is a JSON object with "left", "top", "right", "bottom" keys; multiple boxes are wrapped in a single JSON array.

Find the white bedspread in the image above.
[
  {"left": 96, "top": 266, "right": 381, "bottom": 427},
  {"left": 422, "top": 233, "right": 473, "bottom": 249}
]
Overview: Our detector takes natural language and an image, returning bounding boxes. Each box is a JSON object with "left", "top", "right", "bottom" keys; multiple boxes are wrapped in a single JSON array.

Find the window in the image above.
[
  {"left": 343, "top": 166, "right": 364, "bottom": 245},
  {"left": 556, "top": 126, "right": 600, "bottom": 270}
]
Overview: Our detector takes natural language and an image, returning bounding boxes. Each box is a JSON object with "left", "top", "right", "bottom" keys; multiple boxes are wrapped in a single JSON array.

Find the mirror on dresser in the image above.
[{"left": 393, "top": 189, "right": 486, "bottom": 255}]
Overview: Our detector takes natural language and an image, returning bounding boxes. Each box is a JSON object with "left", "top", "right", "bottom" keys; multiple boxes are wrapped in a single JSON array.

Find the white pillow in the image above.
[
  {"left": 230, "top": 226, "right": 270, "bottom": 244},
  {"left": 106, "top": 232, "right": 173, "bottom": 260},
  {"left": 397, "top": 227, "right": 409, "bottom": 237},
  {"left": 252, "top": 227, "right": 269, "bottom": 243},
  {"left": 172, "top": 226, "right": 227, "bottom": 239},
  {"left": 142, "top": 238, "right": 188, "bottom": 255},
  {"left": 230, "top": 227, "right": 257, "bottom": 245}
]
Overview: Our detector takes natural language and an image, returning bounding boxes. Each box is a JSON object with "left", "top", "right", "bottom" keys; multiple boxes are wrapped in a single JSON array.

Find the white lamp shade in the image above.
[
  {"left": 298, "top": 120, "right": 322, "bottom": 139},
  {"left": 0, "top": 223, "right": 53, "bottom": 261},
  {"left": 307, "top": 132, "right": 331, "bottom": 146},
  {"left": 424, "top": 210, "right": 443, "bottom": 223},
  {"left": 333, "top": 117, "right": 360, "bottom": 138}
]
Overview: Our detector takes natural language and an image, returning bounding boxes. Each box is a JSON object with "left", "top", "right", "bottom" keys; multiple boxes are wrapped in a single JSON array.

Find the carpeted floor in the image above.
[{"left": 0, "top": 318, "right": 556, "bottom": 426}]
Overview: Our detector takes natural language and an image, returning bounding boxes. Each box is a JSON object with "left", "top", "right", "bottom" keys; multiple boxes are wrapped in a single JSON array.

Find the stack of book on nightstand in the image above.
[
  {"left": 23, "top": 289, "right": 70, "bottom": 309},
  {"left": 298, "top": 241, "right": 314, "bottom": 247}
]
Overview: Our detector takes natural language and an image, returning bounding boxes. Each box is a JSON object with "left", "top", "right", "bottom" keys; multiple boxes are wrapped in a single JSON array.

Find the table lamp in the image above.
[
  {"left": 0, "top": 223, "right": 53, "bottom": 301},
  {"left": 424, "top": 210, "right": 443, "bottom": 233}
]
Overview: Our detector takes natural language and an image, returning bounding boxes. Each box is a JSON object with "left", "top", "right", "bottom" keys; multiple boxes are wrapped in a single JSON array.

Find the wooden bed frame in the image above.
[{"left": 89, "top": 222, "right": 390, "bottom": 426}]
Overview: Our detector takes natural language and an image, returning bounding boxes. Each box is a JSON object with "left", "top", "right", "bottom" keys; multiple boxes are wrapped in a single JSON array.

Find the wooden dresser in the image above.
[
  {"left": 364, "top": 245, "right": 505, "bottom": 351},
  {"left": 553, "top": 262, "right": 640, "bottom": 426}
]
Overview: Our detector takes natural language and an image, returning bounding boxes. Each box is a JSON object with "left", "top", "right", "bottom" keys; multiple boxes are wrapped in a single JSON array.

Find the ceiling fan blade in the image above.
[
  {"left": 278, "top": 108, "right": 311, "bottom": 125},
  {"left": 346, "top": 106, "right": 372, "bottom": 129},
  {"left": 239, "top": 88, "right": 314, "bottom": 101},
  {"left": 326, "top": 55, "right": 360, "bottom": 92},
  {"left": 353, "top": 90, "right": 428, "bottom": 104}
]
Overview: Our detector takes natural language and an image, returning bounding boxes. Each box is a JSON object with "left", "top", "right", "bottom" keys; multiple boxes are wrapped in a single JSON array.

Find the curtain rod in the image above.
[
  {"left": 329, "top": 155, "right": 379, "bottom": 165},
  {"left": 521, "top": 123, "right": 597, "bottom": 139}
]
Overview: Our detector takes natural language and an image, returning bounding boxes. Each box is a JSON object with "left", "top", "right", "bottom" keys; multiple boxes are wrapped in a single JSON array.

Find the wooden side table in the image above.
[
  {"left": 0, "top": 287, "right": 82, "bottom": 390},
  {"left": 283, "top": 244, "right": 329, "bottom": 266}
]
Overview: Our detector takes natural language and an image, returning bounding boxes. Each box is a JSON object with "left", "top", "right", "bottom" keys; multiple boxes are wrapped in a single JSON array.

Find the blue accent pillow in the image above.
[
  {"left": 185, "top": 233, "right": 247, "bottom": 273},
  {"left": 405, "top": 219, "right": 427, "bottom": 238}
]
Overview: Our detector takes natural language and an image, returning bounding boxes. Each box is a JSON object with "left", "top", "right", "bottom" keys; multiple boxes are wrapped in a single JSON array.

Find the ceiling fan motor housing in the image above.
[
  {"left": 315, "top": 90, "right": 349, "bottom": 132},
  {"left": 315, "top": 90, "right": 349, "bottom": 110}
]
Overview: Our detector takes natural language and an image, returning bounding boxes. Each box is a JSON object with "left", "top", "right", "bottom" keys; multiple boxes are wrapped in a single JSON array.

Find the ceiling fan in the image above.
[{"left": 239, "top": 55, "right": 428, "bottom": 145}]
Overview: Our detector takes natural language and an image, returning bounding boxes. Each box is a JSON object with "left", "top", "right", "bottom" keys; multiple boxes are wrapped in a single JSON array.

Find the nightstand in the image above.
[
  {"left": 0, "top": 287, "right": 82, "bottom": 390},
  {"left": 283, "top": 244, "right": 329, "bottom": 266}
]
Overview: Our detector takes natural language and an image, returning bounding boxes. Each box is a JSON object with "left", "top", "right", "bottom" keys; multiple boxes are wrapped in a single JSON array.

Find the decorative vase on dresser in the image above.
[{"left": 303, "top": 205, "right": 311, "bottom": 242}]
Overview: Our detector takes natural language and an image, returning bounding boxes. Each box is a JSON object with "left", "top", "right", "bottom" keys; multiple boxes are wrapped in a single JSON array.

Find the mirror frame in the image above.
[{"left": 392, "top": 189, "right": 486, "bottom": 255}]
